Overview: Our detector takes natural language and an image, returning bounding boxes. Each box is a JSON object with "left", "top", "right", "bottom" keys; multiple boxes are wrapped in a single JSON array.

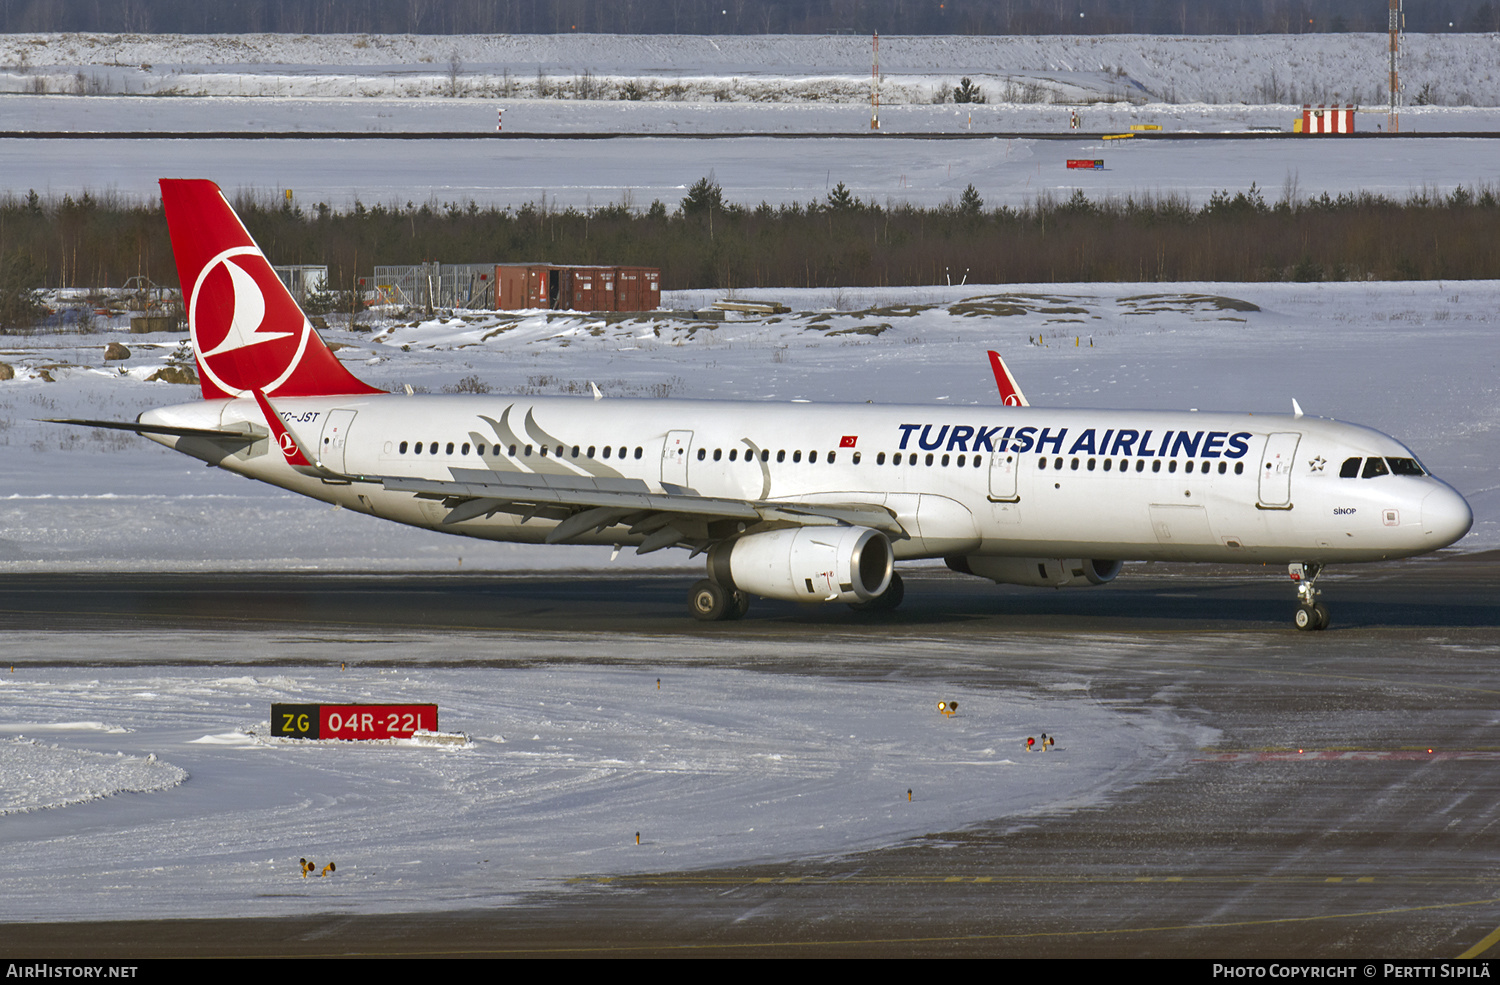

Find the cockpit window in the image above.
[
  {"left": 1386, "top": 457, "right": 1425, "bottom": 476},
  {"left": 1362, "top": 456, "right": 1390, "bottom": 479},
  {"left": 1340, "top": 457, "right": 1361, "bottom": 478}
]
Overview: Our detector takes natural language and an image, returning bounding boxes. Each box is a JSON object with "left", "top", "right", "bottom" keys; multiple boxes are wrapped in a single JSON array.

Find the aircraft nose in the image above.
[{"left": 1421, "top": 485, "right": 1473, "bottom": 549}]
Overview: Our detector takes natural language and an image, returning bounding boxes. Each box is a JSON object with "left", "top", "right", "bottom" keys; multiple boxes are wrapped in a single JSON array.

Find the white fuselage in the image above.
[{"left": 140, "top": 393, "right": 1473, "bottom": 567}]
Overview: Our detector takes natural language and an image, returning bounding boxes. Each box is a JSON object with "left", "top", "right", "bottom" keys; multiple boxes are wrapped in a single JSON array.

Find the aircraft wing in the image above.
[{"left": 381, "top": 468, "right": 906, "bottom": 554}]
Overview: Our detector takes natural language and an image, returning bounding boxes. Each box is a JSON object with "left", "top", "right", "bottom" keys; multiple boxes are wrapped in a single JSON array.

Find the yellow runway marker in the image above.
[{"left": 1459, "top": 923, "right": 1500, "bottom": 958}]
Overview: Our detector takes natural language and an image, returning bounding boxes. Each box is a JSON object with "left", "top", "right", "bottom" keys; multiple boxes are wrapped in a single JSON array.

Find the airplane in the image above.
[{"left": 55, "top": 179, "right": 1473, "bottom": 629}]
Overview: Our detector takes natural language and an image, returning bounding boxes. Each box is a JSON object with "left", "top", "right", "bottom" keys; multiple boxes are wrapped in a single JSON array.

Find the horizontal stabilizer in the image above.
[{"left": 43, "top": 418, "right": 261, "bottom": 443}]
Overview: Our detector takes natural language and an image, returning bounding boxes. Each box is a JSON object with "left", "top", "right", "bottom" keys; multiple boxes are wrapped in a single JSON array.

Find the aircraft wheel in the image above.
[
  {"left": 1295, "top": 602, "right": 1321, "bottom": 631},
  {"left": 851, "top": 571, "right": 904, "bottom": 613},
  {"left": 1313, "top": 602, "right": 1330, "bottom": 630},
  {"left": 688, "top": 579, "right": 729, "bottom": 621},
  {"left": 726, "top": 590, "right": 751, "bottom": 620}
]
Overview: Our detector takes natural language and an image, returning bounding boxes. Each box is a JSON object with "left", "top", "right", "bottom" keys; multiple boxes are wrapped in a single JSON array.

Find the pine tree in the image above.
[
  {"left": 953, "top": 78, "right": 986, "bottom": 104},
  {"left": 959, "top": 184, "right": 983, "bottom": 216}
]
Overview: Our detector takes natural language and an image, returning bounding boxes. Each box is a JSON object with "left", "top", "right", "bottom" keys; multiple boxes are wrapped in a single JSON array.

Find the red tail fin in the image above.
[{"left": 159, "top": 179, "right": 382, "bottom": 400}]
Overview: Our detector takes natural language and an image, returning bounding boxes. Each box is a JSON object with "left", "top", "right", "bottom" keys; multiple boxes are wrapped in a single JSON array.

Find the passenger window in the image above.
[
  {"left": 1185, "top": 461, "right": 1194, "bottom": 473},
  {"left": 957, "top": 454, "right": 966, "bottom": 467},
  {"left": 571, "top": 446, "right": 579, "bottom": 458},
  {"left": 827, "top": 452, "right": 836, "bottom": 464},
  {"left": 877, "top": 452, "right": 887, "bottom": 465},
  {"left": 925, "top": 453, "right": 934, "bottom": 466},
  {"left": 1362, "top": 457, "right": 1389, "bottom": 478},
  {"left": 851, "top": 452, "right": 859, "bottom": 464},
  {"left": 777, "top": 450, "right": 786, "bottom": 463},
  {"left": 1087, "top": 458, "right": 1096, "bottom": 471},
  {"left": 602, "top": 446, "right": 611, "bottom": 459},
  {"left": 413, "top": 442, "right": 422, "bottom": 455},
  {"left": 1340, "top": 457, "right": 1362, "bottom": 478},
  {"left": 461, "top": 443, "right": 470, "bottom": 455},
  {"left": 399, "top": 441, "right": 408, "bottom": 454},
  {"left": 1070, "top": 458, "right": 1079, "bottom": 471},
  {"left": 1135, "top": 460, "right": 1145, "bottom": 472},
  {"left": 793, "top": 450, "right": 802, "bottom": 463},
  {"left": 1168, "top": 460, "right": 1177, "bottom": 473},
  {"left": 728, "top": 449, "right": 737, "bottom": 461},
  {"left": 634, "top": 447, "right": 642, "bottom": 459},
  {"left": 1235, "top": 462, "right": 1244, "bottom": 474},
  {"left": 909, "top": 453, "right": 918, "bottom": 465},
  {"left": 697, "top": 448, "right": 706, "bottom": 461},
  {"left": 1218, "top": 462, "right": 1227, "bottom": 474},
  {"left": 539, "top": 445, "right": 547, "bottom": 457},
  {"left": 941, "top": 454, "right": 950, "bottom": 467},
  {"left": 1038, "top": 457, "right": 1048, "bottom": 470},
  {"left": 587, "top": 446, "right": 596, "bottom": 458},
  {"left": 429, "top": 442, "right": 438, "bottom": 455},
  {"left": 713, "top": 449, "right": 722, "bottom": 461}
]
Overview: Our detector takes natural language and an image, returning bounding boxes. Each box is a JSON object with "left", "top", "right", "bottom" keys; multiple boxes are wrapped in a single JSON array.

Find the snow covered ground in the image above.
[
  {"left": 0, "top": 632, "right": 1213, "bottom": 922},
  {"left": 0, "top": 34, "right": 1495, "bottom": 926},
  {"left": 1, "top": 33, "right": 1498, "bottom": 211}
]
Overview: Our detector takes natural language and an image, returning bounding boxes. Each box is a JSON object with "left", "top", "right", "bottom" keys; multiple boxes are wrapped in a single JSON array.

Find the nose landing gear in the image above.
[{"left": 1289, "top": 562, "right": 1329, "bottom": 631}]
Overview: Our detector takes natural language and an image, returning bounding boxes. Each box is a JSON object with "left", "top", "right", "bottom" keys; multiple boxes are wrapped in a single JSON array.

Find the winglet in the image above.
[
  {"left": 1292, "top": 398, "right": 1304, "bottom": 419},
  {"left": 250, "top": 388, "right": 316, "bottom": 470},
  {"left": 987, "top": 351, "right": 1029, "bottom": 407}
]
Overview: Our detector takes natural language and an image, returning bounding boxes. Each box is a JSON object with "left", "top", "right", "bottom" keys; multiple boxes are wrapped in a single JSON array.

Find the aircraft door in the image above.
[
  {"left": 988, "top": 451, "right": 1019, "bottom": 502},
  {"left": 1257, "top": 432, "right": 1300, "bottom": 509},
  {"left": 662, "top": 430, "right": 693, "bottom": 488},
  {"left": 319, "top": 409, "right": 357, "bottom": 472}
]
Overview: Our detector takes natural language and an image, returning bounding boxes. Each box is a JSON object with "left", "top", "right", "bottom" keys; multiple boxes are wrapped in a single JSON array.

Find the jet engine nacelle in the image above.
[
  {"left": 710, "top": 526, "right": 894, "bottom": 604},
  {"left": 946, "top": 555, "right": 1123, "bottom": 588}
]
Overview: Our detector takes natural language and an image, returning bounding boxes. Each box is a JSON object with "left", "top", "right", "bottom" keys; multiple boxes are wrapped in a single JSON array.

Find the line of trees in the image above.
[
  {"left": 2, "top": 0, "right": 1498, "bottom": 36},
  {"left": 2, "top": 179, "right": 1498, "bottom": 329}
]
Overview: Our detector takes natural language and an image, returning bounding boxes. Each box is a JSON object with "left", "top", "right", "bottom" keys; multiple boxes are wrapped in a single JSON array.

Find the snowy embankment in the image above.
[{"left": 0, "top": 32, "right": 1495, "bottom": 108}]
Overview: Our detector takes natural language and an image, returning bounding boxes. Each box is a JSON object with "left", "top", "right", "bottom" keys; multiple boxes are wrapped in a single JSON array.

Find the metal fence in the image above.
[{"left": 371, "top": 263, "right": 496, "bottom": 309}]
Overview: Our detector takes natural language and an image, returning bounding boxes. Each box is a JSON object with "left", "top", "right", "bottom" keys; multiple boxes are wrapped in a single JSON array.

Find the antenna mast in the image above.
[
  {"left": 1388, "top": 0, "right": 1404, "bottom": 133},
  {"left": 870, "top": 31, "right": 880, "bottom": 130}
]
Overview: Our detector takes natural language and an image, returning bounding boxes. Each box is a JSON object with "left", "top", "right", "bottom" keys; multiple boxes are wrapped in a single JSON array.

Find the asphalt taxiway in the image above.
[{"left": 4, "top": 553, "right": 1500, "bottom": 957}]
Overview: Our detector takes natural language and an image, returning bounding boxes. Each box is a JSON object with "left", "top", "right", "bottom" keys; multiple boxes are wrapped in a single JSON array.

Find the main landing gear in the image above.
[
  {"left": 1289, "top": 562, "right": 1330, "bottom": 631},
  {"left": 688, "top": 579, "right": 751, "bottom": 622}
]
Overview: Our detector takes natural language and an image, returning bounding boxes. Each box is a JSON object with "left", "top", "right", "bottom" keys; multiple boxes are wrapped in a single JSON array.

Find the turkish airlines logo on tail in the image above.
[{"left": 190, "top": 247, "right": 310, "bottom": 397}]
